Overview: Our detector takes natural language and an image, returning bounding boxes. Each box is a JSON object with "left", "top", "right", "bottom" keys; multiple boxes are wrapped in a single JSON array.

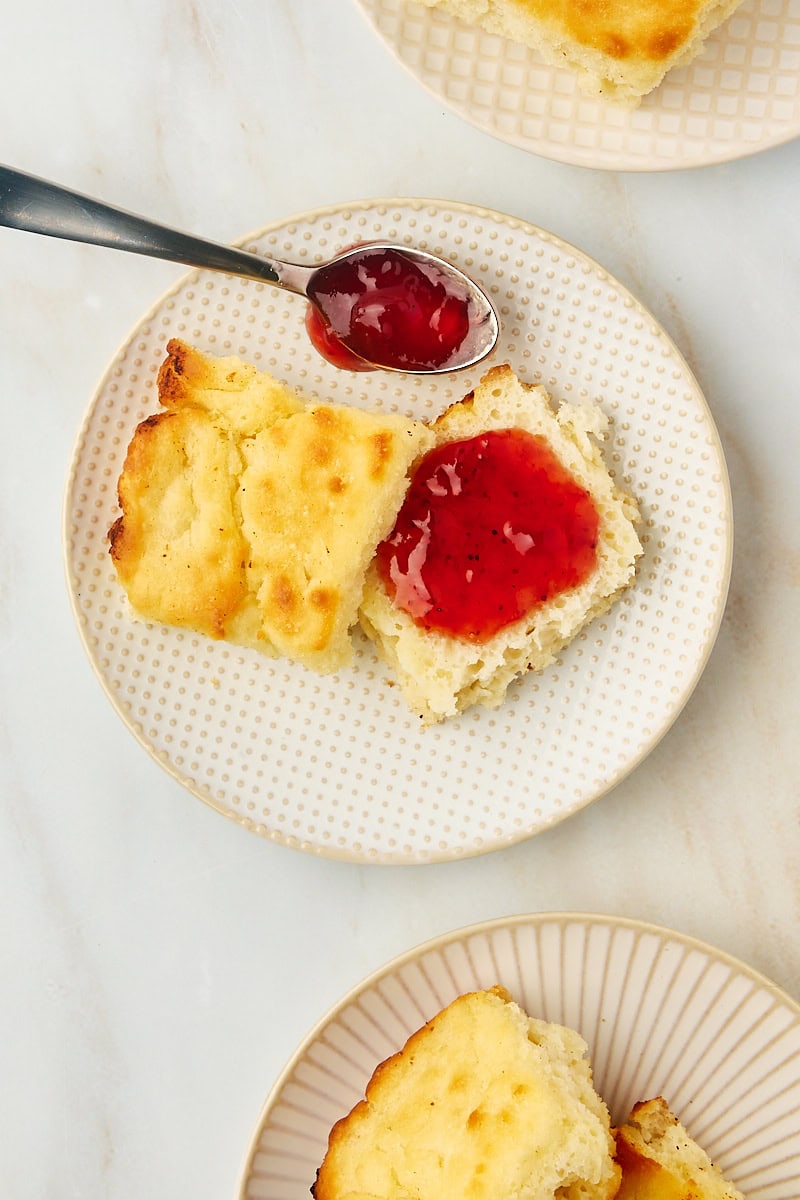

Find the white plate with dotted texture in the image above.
[
  {"left": 355, "top": 0, "right": 800, "bottom": 170},
  {"left": 238, "top": 912, "right": 800, "bottom": 1199},
  {"left": 65, "top": 199, "right": 731, "bottom": 863}
]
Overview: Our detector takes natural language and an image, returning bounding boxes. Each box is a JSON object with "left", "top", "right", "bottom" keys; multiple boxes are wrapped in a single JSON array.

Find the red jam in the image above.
[
  {"left": 305, "top": 304, "right": 373, "bottom": 371},
  {"left": 306, "top": 244, "right": 474, "bottom": 372},
  {"left": 376, "top": 428, "right": 600, "bottom": 642}
]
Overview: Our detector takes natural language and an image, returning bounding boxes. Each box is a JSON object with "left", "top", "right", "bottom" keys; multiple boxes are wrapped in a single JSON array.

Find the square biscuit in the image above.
[
  {"left": 416, "top": 0, "right": 746, "bottom": 103},
  {"left": 109, "top": 339, "right": 434, "bottom": 672}
]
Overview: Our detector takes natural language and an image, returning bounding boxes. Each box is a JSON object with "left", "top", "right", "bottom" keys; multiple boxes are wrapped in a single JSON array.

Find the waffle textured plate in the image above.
[
  {"left": 355, "top": 0, "right": 800, "bottom": 169},
  {"left": 239, "top": 913, "right": 800, "bottom": 1200},
  {"left": 65, "top": 198, "right": 732, "bottom": 863}
]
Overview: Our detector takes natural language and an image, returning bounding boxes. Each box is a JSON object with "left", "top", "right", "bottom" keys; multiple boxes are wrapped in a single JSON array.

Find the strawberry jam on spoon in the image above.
[
  {"left": 305, "top": 243, "right": 498, "bottom": 373},
  {"left": 376, "top": 429, "right": 600, "bottom": 641},
  {"left": 0, "top": 170, "right": 498, "bottom": 374}
]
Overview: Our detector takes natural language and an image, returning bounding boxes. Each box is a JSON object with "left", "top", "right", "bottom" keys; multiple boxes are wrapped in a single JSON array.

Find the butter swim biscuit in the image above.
[
  {"left": 359, "top": 365, "right": 642, "bottom": 723},
  {"left": 313, "top": 987, "right": 621, "bottom": 1200},
  {"left": 109, "top": 339, "right": 433, "bottom": 672},
  {"left": 416, "top": 0, "right": 746, "bottom": 103},
  {"left": 615, "top": 1097, "right": 745, "bottom": 1200}
]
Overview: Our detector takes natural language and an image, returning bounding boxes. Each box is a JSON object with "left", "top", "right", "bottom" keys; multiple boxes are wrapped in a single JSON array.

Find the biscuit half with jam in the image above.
[{"left": 359, "top": 364, "right": 642, "bottom": 724}]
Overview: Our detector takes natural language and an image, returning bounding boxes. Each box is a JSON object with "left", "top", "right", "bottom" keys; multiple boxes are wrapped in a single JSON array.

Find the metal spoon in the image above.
[{"left": 0, "top": 165, "right": 499, "bottom": 373}]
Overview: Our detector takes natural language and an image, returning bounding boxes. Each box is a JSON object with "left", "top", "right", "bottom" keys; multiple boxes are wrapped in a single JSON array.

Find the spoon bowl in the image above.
[{"left": 0, "top": 166, "right": 499, "bottom": 373}]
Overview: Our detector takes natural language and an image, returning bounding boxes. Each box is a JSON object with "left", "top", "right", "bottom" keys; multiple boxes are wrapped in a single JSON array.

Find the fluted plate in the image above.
[{"left": 239, "top": 913, "right": 800, "bottom": 1199}]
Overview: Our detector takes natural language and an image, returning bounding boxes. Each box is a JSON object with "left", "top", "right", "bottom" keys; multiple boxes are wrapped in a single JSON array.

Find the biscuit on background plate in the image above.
[{"left": 416, "top": 0, "right": 746, "bottom": 103}]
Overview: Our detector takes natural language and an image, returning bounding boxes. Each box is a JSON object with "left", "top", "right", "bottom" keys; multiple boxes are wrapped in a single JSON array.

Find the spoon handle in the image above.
[{"left": 0, "top": 165, "right": 311, "bottom": 292}]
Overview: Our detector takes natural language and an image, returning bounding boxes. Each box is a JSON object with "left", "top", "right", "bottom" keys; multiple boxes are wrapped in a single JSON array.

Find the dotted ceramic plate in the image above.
[
  {"left": 355, "top": 0, "right": 800, "bottom": 170},
  {"left": 64, "top": 199, "right": 732, "bottom": 863},
  {"left": 238, "top": 913, "right": 800, "bottom": 1200}
]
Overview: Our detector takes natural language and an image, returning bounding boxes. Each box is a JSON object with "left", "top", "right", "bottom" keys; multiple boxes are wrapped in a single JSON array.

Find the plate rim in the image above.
[
  {"left": 63, "top": 195, "right": 733, "bottom": 864},
  {"left": 235, "top": 909, "right": 800, "bottom": 1199},
  {"left": 352, "top": 0, "right": 800, "bottom": 171}
]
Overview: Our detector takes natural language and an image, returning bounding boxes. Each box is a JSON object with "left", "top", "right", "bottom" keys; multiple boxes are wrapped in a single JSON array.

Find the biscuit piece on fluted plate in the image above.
[
  {"left": 313, "top": 986, "right": 621, "bottom": 1200},
  {"left": 615, "top": 1097, "right": 745, "bottom": 1200}
]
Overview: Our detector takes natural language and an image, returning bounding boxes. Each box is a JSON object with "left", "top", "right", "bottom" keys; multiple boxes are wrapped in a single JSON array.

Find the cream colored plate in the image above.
[
  {"left": 64, "top": 199, "right": 732, "bottom": 863},
  {"left": 238, "top": 913, "right": 800, "bottom": 1199},
  {"left": 355, "top": 0, "right": 800, "bottom": 169}
]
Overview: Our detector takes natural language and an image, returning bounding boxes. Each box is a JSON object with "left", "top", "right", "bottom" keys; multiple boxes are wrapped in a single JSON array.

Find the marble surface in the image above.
[{"left": 1, "top": 1, "right": 798, "bottom": 1196}]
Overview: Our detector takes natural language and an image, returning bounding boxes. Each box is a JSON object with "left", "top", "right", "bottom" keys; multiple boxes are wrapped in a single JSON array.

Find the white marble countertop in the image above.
[{"left": 1, "top": 2, "right": 798, "bottom": 1196}]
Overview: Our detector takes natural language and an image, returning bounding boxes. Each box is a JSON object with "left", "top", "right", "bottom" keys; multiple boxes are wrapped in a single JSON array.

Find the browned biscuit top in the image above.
[
  {"left": 109, "top": 339, "right": 433, "bottom": 671},
  {"left": 518, "top": 0, "right": 695, "bottom": 62}
]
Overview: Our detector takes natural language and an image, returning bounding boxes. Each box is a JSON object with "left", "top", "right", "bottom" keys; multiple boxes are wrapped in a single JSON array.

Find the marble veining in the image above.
[{"left": 0, "top": 1, "right": 798, "bottom": 1197}]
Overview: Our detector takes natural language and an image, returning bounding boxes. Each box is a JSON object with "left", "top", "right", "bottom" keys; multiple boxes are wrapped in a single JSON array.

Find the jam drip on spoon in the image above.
[{"left": 376, "top": 428, "right": 600, "bottom": 642}]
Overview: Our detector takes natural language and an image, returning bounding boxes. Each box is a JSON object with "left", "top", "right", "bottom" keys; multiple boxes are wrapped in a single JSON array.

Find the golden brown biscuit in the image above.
[
  {"left": 314, "top": 987, "right": 621, "bottom": 1200},
  {"left": 615, "top": 1098, "right": 745, "bottom": 1199},
  {"left": 238, "top": 402, "right": 430, "bottom": 665},
  {"left": 109, "top": 405, "right": 249, "bottom": 642},
  {"left": 416, "top": 0, "right": 746, "bottom": 103},
  {"left": 156, "top": 336, "right": 304, "bottom": 434},
  {"left": 109, "top": 340, "right": 433, "bottom": 672}
]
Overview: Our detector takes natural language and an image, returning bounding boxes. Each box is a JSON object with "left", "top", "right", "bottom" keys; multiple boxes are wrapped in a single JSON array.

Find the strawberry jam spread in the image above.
[
  {"left": 305, "top": 245, "right": 473, "bottom": 372},
  {"left": 376, "top": 429, "right": 600, "bottom": 641}
]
